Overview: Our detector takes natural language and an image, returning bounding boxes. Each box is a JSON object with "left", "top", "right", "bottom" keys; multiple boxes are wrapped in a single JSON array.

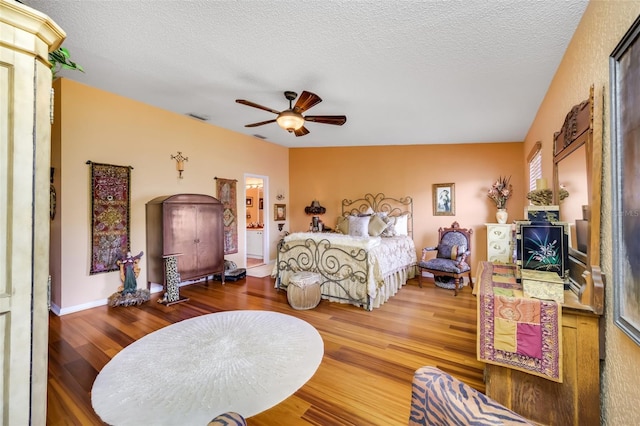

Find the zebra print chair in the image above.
[
  {"left": 409, "top": 366, "right": 533, "bottom": 425},
  {"left": 208, "top": 411, "right": 246, "bottom": 426}
]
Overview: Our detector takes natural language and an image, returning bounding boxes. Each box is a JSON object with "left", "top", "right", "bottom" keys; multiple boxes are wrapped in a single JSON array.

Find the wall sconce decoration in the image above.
[
  {"left": 305, "top": 200, "right": 326, "bottom": 232},
  {"left": 276, "top": 190, "right": 285, "bottom": 201},
  {"left": 170, "top": 151, "right": 188, "bottom": 179},
  {"left": 278, "top": 223, "right": 285, "bottom": 232}
]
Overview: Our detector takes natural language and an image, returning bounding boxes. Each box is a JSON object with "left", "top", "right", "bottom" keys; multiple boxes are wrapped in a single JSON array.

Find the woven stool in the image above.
[{"left": 287, "top": 271, "right": 321, "bottom": 310}]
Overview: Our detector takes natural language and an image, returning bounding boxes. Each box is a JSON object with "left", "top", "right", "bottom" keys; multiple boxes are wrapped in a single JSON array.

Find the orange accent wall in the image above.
[{"left": 289, "top": 143, "right": 525, "bottom": 271}]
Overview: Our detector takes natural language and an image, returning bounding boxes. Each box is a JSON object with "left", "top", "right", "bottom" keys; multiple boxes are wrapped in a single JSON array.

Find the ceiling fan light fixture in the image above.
[{"left": 276, "top": 110, "right": 305, "bottom": 132}]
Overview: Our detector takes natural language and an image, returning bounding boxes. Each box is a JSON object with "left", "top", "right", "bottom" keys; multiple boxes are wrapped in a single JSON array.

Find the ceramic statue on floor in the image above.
[
  {"left": 118, "top": 251, "right": 144, "bottom": 294},
  {"left": 108, "top": 251, "right": 150, "bottom": 307}
]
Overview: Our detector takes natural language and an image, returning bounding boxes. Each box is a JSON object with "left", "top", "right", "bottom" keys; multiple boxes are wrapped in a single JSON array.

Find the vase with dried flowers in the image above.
[{"left": 488, "top": 176, "right": 512, "bottom": 223}]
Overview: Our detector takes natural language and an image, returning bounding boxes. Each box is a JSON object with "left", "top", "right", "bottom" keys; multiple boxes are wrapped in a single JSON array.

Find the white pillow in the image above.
[
  {"left": 348, "top": 215, "right": 371, "bottom": 237},
  {"left": 394, "top": 214, "right": 409, "bottom": 236}
]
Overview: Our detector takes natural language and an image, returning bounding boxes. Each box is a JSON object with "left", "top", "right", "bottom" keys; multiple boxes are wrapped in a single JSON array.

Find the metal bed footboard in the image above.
[{"left": 275, "top": 237, "right": 373, "bottom": 311}]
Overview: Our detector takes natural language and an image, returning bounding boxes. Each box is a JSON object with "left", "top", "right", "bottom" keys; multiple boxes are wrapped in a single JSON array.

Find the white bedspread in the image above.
[{"left": 275, "top": 233, "right": 417, "bottom": 309}]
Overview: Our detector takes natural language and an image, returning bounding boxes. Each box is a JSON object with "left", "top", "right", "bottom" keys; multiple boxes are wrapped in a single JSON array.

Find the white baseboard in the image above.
[
  {"left": 51, "top": 298, "right": 107, "bottom": 316},
  {"left": 49, "top": 278, "right": 221, "bottom": 316},
  {"left": 50, "top": 283, "right": 166, "bottom": 316}
]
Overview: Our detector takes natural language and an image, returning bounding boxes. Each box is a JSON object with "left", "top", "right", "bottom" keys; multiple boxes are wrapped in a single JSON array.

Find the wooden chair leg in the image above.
[
  {"left": 453, "top": 278, "right": 460, "bottom": 296},
  {"left": 418, "top": 268, "right": 422, "bottom": 288}
]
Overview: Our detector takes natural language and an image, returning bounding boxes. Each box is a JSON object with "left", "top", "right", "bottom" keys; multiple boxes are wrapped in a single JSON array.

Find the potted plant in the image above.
[{"left": 49, "top": 47, "right": 84, "bottom": 78}]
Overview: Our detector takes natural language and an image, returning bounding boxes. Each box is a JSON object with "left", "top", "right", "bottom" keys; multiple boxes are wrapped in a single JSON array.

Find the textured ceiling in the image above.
[{"left": 24, "top": 0, "right": 588, "bottom": 148}]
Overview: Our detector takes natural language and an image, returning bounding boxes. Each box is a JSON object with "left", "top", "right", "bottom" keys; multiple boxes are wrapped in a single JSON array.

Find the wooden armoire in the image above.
[
  {"left": 146, "top": 194, "right": 225, "bottom": 288},
  {"left": 1, "top": 1, "right": 64, "bottom": 422}
]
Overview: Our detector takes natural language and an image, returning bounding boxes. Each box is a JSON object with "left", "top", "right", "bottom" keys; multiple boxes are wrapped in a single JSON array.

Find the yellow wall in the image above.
[
  {"left": 50, "top": 78, "right": 288, "bottom": 312},
  {"left": 524, "top": 1, "right": 640, "bottom": 423},
  {"left": 289, "top": 143, "right": 525, "bottom": 272}
]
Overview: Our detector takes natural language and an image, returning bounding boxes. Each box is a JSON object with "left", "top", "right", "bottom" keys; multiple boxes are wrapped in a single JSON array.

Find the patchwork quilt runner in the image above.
[
  {"left": 477, "top": 262, "right": 563, "bottom": 382},
  {"left": 89, "top": 162, "right": 131, "bottom": 274}
]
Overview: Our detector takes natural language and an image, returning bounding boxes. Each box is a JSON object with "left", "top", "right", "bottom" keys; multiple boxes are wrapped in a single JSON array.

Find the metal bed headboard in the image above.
[{"left": 341, "top": 193, "right": 413, "bottom": 238}]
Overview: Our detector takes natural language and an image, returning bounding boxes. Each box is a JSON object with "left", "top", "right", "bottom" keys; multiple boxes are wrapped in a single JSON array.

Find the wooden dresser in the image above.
[
  {"left": 483, "top": 89, "right": 604, "bottom": 426},
  {"left": 145, "top": 194, "right": 225, "bottom": 288},
  {"left": 484, "top": 291, "right": 601, "bottom": 425}
]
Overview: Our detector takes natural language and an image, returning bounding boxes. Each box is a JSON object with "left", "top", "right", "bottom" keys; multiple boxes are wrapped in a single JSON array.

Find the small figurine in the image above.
[
  {"left": 117, "top": 251, "right": 144, "bottom": 295},
  {"left": 108, "top": 250, "right": 150, "bottom": 307}
]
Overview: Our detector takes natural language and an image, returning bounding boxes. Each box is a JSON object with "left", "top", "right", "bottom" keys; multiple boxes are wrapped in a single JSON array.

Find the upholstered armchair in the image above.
[{"left": 417, "top": 222, "right": 473, "bottom": 295}]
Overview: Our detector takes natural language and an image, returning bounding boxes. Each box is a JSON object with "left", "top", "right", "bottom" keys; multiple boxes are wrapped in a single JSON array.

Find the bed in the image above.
[{"left": 274, "top": 193, "right": 417, "bottom": 310}]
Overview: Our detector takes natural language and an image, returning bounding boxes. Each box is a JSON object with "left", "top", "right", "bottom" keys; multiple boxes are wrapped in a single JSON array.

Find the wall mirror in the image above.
[{"left": 552, "top": 85, "right": 604, "bottom": 314}]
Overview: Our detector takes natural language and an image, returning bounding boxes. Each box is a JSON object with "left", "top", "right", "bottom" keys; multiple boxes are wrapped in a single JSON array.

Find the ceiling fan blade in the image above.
[
  {"left": 236, "top": 99, "right": 280, "bottom": 115},
  {"left": 294, "top": 126, "right": 310, "bottom": 137},
  {"left": 245, "top": 119, "right": 277, "bottom": 128},
  {"left": 304, "top": 115, "right": 347, "bottom": 126},
  {"left": 293, "top": 91, "right": 322, "bottom": 114}
]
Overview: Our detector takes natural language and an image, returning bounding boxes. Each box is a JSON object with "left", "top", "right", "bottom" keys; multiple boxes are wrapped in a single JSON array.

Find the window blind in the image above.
[{"left": 527, "top": 142, "right": 542, "bottom": 191}]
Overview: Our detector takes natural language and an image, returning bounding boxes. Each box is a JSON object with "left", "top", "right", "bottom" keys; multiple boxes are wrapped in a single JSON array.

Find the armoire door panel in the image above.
[{"left": 146, "top": 194, "right": 224, "bottom": 287}]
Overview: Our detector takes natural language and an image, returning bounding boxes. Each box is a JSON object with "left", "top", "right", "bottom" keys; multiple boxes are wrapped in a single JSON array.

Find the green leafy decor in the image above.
[{"left": 49, "top": 47, "right": 84, "bottom": 78}]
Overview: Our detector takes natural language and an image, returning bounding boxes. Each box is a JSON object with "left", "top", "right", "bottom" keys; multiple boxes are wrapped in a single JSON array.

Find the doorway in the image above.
[{"left": 245, "top": 175, "right": 268, "bottom": 268}]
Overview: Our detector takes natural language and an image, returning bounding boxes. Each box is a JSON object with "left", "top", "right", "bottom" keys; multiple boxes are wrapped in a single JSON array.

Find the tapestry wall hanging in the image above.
[
  {"left": 215, "top": 177, "right": 238, "bottom": 254},
  {"left": 88, "top": 161, "right": 132, "bottom": 274}
]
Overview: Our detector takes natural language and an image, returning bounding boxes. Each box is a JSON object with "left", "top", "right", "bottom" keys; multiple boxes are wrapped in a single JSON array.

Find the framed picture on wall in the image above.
[
  {"left": 246, "top": 197, "right": 253, "bottom": 207},
  {"left": 611, "top": 15, "right": 640, "bottom": 347},
  {"left": 259, "top": 198, "right": 263, "bottom": 210},
  {"left": 433, "top": 183, "right": 455, "bottom": 216},
  {"left": 274, "top": 204, "right": 286, "bottom": 221}
]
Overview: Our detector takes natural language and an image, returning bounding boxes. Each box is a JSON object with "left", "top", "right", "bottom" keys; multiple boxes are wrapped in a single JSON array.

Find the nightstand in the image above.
[{"left": 485, "top": 223, "right": 514, "bottom": 264}]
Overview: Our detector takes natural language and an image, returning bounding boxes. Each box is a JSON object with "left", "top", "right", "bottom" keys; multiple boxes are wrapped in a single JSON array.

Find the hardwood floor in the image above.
[{"left": 47, "top": 276, "right": 484, "bottom": 425}]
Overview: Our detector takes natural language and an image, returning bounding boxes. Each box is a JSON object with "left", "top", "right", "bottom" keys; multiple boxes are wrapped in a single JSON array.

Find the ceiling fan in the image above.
[{"left": 235, "top": 91, "right": 347, "bottom": 137}]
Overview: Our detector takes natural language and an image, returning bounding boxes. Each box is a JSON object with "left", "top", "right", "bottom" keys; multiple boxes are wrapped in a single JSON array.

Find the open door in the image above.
[{"left": 245, "top": 175, "right": 268, "bottom": 268}]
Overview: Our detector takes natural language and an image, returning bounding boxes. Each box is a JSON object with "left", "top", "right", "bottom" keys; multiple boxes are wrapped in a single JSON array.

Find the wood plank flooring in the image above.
[{"left": 47, "top": 276, "right": 485, "bottom": 425}]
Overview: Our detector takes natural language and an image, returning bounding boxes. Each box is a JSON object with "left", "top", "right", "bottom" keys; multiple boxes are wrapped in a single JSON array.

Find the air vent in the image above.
[
  {"left": 253, "top": 134, "right": 267, "bottom": 140},
  {"left": 185, "top": 113, "right": 209, "bottom": 121}
]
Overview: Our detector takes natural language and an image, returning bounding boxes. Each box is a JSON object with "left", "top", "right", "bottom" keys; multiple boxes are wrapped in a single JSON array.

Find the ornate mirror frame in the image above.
[{"left": 552, "top": 86, "right": 604, "bottom": 314}]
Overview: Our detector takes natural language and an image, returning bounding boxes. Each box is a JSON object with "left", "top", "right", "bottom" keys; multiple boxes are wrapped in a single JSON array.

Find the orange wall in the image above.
[
  {"left": 51, "top": 78, "right": 289, "bottom": 313},
  {"left": 289, "top": 143, "right": 525, "bottom": 272},
  {"left": 53, "top": 78, "right": 526, "bottom": 311}
]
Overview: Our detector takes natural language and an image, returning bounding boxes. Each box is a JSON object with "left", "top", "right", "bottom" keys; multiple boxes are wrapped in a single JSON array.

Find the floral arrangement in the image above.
[{"left": 488, "top": 176, "right": 512, "bottom": 209}]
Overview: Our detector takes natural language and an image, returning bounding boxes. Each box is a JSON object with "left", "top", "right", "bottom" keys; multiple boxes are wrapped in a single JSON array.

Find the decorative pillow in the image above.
[
  {"left": 394, "top": 213, "right": 409, "bottom": 236},
  {"left": 336, "top": 216, "right": 349, "bottom": 234},
  {"left": 449, "top": 245, "right": 459, "bottom": 260},
  {"left": 348, "top": 215, "right": 371, "bottom": 237},
  {"left": 368, "top": 214, "right": 388, "bottom": 237},
  {"left": 381, "top": 216, "right": 397, "bottom": 237}
]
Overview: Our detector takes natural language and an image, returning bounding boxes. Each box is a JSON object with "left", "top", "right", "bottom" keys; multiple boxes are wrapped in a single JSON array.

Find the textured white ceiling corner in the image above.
[{"left": 23, "top": 0, "right": 588, "bottom": 148}]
